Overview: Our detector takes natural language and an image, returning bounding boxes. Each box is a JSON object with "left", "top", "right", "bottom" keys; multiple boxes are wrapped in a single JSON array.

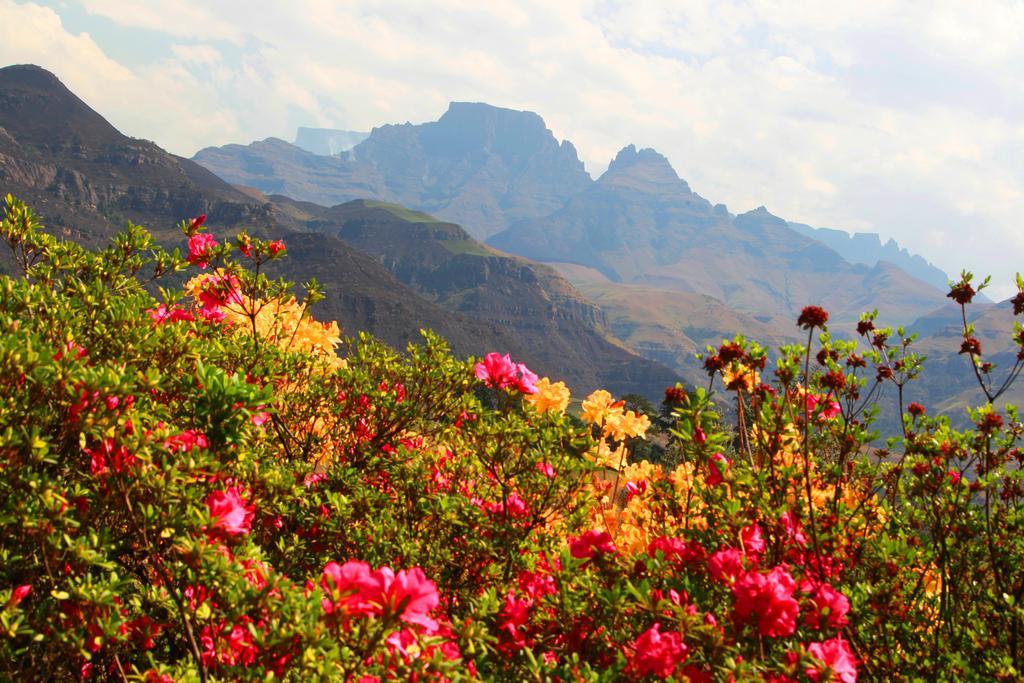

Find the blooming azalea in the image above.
[
  {"left": 206, "top": 487, "right": 254, "bottom": 536},
  {"left": 187, "top": 233, "right": 218, "bottom": 269}
]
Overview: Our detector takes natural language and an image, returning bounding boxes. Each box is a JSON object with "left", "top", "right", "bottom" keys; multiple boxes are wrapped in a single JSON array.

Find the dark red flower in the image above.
[
  {"left": 947, "top": 281, "right": 975, "bottom": 305},
  {"left": 798, "top": 306, "right": 829, "bottom": 330},
  {"left": 959, "top": 337, "right": 982, "bottom": 356},
  {"left": 1013, "top": 291, "right": 1024, "bottom": 315},
  {"left": 855, "top": 319, "right": 874, "bottom": 336},
  {"left": 907, "top": 403, "right": 926, "bottom": 417},
  {"left": 664, "top": 385, "right": 688, "bottom": 405}
]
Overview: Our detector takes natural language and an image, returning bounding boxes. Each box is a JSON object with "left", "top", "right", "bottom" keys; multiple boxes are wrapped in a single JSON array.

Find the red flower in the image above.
[
  {"left": 707, "top": 452, "right": 730, "bottom": 485},
  {"left": 664, "top": 385, "right": 688, "bottom": 405},
  {"left": 1013, "top": 291, "right": 1024, "bottom": 316},
  {"left": 708, "top": 548, "right": 746, "bottom": 584},
  {"left": 959, "top": 337, "right": 982, "bottom": 356},
  {"left": 806, "top": 637, "right": 858, "bottom": 682},
  {"left": 732, "top": 566, "right": 800, "bottom": 637},
  {"left": 648, "top": 536, "right": 706, "bottom": 568},
  {"left": 206, "top": 487, "right": 254, "bottom": 536},
  {"left": 187, "top": 233, "right": 218, "bottom": 269},
  {"left": 268, "top": 239, "right": 286, "bottom": 256},
  {"left": 907, "top": 402, "right": 926, "bottom": 417},
  {"left": 947, "top": 280, "right": 975, "bottom": 305},
  {"left": 632, "top": 623, "right": 687, "bottom": 677},
  {"left": 798, "top": 306, "right": 830, "bottom": 330},
  {"left": 569, "top": 530, "right": 617, "bottom": 559},
  {"left": 7, "top": 584, "right": 31, "bottom": 607},
  {"left": 800, "top": 580, "right": 850, "bottom": 629},
  {"left": 741, "top": 524, "right": 766, "bottom": 557}
]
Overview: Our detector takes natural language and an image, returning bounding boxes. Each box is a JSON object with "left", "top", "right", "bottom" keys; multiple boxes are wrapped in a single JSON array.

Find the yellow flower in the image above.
[
  {"left": 587, "top": 438, "right": 627, "bottom": 469},
  {"left": 604, "top": 409, "right": 651, "bottom": 441},
  {"left": 723, "top": 365, "right": 760, "bottom": 392},
  {"left": 526, "top": 377, "right": 571, "bottom": 414},
  {"left": 581, "top": 389, "right": 616, "bottom": 426}
]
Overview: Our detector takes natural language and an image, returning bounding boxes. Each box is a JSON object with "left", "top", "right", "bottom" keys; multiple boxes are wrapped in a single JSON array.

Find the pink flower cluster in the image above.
[
  {"left": 187, "top": 233, "right": 218, "bottom": 269},
  {"left": 320, "top": 560, "right": 440, "bottom": 630},
  {"left": 473, "top": 352, "right": 538, "bottom": 394}
]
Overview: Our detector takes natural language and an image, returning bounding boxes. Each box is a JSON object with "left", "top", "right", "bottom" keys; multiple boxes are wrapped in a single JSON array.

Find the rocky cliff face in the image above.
[{"left": 195, "top": 102, "right": 594, "bottom": 240}]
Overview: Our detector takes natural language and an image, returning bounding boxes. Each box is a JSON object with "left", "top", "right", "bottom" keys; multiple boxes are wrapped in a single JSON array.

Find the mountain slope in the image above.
[
  {"left": 265, "top": 196, "right": 680, "bottom": 396},
  {"left": 490, "top": 145, "right": 949, "bottom": 325}
]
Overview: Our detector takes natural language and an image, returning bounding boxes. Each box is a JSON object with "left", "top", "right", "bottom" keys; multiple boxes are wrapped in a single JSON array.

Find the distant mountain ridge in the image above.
[
  {"left": 787, "top": 221, "right": 949, "bottom": 290},
  {"left": 196, "top": 102, "right": 591, "bottom": 240}
]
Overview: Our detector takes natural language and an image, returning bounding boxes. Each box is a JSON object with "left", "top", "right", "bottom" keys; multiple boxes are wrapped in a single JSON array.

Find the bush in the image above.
[{"left": 0, "top": 196, "right": 1022, "bottom": 681}]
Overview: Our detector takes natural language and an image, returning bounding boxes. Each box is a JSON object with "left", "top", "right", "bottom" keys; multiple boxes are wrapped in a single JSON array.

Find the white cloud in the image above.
[{"left": 3, "top": 0, "right": 1024, "bottom": 298}]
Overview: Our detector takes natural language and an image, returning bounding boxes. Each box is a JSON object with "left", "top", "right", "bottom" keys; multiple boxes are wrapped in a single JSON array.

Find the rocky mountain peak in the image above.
[
  {"left": 0, "top": 64, "right": 123, "bottom": 147},
  {"left": 599, "top": 144, "right": 691, "bottom": 194}
]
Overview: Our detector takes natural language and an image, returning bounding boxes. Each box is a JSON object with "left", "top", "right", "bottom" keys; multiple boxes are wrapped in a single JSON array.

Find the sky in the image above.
[{"left": 1, "top": 0, "right": 1022, "bottom": 298}]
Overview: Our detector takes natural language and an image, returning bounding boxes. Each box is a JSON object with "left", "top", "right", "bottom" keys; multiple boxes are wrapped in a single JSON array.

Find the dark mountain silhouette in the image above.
[{"left": 0, "top": 64, "right": 678, "bottom": 398}]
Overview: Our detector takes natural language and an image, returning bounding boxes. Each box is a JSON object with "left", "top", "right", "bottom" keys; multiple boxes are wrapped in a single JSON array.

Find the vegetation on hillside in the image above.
[{"left": 2, "top": 196, "right": 1023, "bottom": 681}]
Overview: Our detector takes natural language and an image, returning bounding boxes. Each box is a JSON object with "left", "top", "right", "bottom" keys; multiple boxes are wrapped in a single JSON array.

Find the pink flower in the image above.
[
  {"left": 807, "top": 394, "right": 841, "bottom": 421},
  {"left": 163, "top": 430, "right": 208, "bottom": 453},
  {"left": 474, "top": 352, "right": 518, "bottom": 388},
  {"left": 694, "top": 426, "right": 707, "bottom": 444},
  {"left": 625, "top": 479, "right": 647, "bottom": 500},
  {"left": 514, "top": 362, "right": 539, "bottom": 394},
  {"left": 732, "top": 566, "right": 800, "bottom": 638},
  {"left": 632, "top": 623, "right": 688, "bottom": 677},
  {"left": 569, "top": 530, "right": 617, "bottom": 559},
  {"left": 800, "top": 580, "right": 850, "bottom": 629},
  {"left": 648, "top": 536, "right": 706, "bottom": 568},
  {"left": 707, "top": 452, "right": 730, "bottom": 485},
  {"left": 473, "top": 353, "right": 539, "bottom": 394},
  {"left": 321, "top": 561, "right": 439, "bottom": 631},
  {"left": 708, "top": 548, "right": 746, "bottom": 584},
  {"left": 187, "top": 233, "right": 218, "bottom": 269},
  {"left": 740, "top": 523, "right": 765, "bottom": 557},
  {"left": 206, "top": 487, "right": 254, "bottom": 536},
  {"left": 146, "top": 303, "right": 195, "bottom": 324},
  {"left": 806, "top": 637, "right": 857, "bottom": 682},
  {"left": 536, "top": 462, "right": 556, "bottom": 479}
]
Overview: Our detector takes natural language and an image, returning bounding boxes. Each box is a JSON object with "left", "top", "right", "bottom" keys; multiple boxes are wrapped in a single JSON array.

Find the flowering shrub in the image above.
[{"left": 0, "top": 195, "right": 1023, "bottom": 681}]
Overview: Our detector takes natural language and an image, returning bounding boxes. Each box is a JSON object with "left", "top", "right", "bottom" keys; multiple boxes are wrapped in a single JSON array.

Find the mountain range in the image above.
[
  {"left": 0, "top": 64, "right": 677, "bottom": 399},
  {"left": 2, "top": 64, "right": 1015, "bottom": 426},
  {"left": 194, "top": 100, "right": 962, "bottom": 390}
]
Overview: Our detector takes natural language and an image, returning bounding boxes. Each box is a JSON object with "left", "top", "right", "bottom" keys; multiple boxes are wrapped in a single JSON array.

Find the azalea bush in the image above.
[{"left": 0, "top": 194, "right": 1022, "bottom": 681}]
